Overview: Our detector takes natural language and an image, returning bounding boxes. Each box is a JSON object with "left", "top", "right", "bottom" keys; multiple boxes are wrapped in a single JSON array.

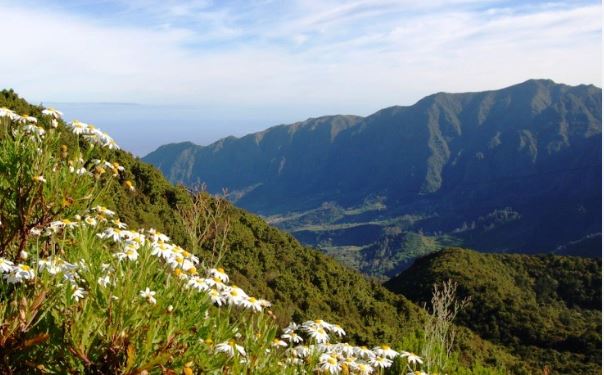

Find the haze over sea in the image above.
[{"left": 46, "top": 102, "right": 319, "bottom": 156}]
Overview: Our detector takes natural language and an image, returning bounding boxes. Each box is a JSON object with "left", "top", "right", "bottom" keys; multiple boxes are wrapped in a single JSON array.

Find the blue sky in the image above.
[{"left": 1, "top": 0, "right": 601, "bottom": 154}]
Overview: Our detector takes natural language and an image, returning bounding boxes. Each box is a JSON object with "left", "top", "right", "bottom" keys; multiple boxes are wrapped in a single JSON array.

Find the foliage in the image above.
[
  {"left": 421, "top": 280, "right": 470, "bottom": 372},
  {"left": 0, "top": 90, "right": 525, "bottom": 373},
  {"left": 1, "top": 103, "right": 443, "bottom": 374},
  {"left": 386, "top": 248, "right": 602, "bottom": 374}
]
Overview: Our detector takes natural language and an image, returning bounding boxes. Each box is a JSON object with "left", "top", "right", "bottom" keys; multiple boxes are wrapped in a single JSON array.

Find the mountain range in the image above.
[{"left": 144, "top": 79, "right": 602, "bottom": 277}]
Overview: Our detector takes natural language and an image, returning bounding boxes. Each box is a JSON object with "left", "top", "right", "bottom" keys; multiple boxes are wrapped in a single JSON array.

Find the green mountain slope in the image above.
[
  {"left": 384, "top": 248, "right": 602, "bottom": 374},
  {"left": 1, "top": 89, "right": 525, "bottom": 372},
  {"left": 144, "top": 79, "right": 602, "bottom": 277}
]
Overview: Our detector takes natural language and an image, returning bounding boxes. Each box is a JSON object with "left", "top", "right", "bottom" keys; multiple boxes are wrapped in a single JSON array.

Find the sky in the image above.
[{"left": 1, "top": 0, "right": 601, "bottom": 155}]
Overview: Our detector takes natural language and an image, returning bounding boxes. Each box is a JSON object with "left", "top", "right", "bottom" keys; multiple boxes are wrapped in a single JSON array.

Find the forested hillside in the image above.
[{"left": 385, "top": 248, "right": 602, "bottom": 374}]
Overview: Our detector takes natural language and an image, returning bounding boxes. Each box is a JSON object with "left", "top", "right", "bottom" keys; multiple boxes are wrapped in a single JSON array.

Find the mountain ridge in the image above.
[
  {"left": 148, "top": 79, "right": 600, "bottom": 155},
  {"left": 144, "top": 79, "right": 602, "bottom": 276}
]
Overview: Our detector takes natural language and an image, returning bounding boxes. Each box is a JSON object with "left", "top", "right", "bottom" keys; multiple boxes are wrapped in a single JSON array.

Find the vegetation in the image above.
[
  {"left": 385, "top": 248, "right": 602, "bottom": 374},
  {"left": 421, "top": 280, "right": 470, "bottom": 373},
  {"left": 0, "top": 90, "right": 524, "bottom": 373}
]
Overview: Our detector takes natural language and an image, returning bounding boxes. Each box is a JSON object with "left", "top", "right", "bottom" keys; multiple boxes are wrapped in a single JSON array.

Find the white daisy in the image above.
[
  {"left": 281, "top": 332, "right": 303, "bottom": 344},
  {"left": 208, "top": 267, "right": 229, "bottom": 283},
  {"left": 357, "top": 363, "right": 374, "bottom": 375},
  {"left": 187, "top": 276, "right": 209, "bottom": 292},
  {"left": 319, "top": 355, "right": 341, "bottom": 374},
  {"left": 369, "top": 356, "right": 392, "bottom": 369},
  {"left": 71, "top": 286, "right": 87, "bottom": 302},
  {"left": 373, "top": 344, "right": 398, "bottom": 359},
  {"left": 208, "top": 288, "right": 224, "bottom": 306},
  {"left": 0, "top": 258, "right": 14, "bottom": 273},
  {"left": 97, "top": 275, "right": 112, "bottom": 287},
  {"left": 223, "top": 286, "right": 248, "bottom": 306},
  {"left": 330, "top": 324, "right": 346, "bottom": 338},
  {"left": 139, "top": 288, "right": 157, "bottom": 304},
  {"left": 215, "top": 340, "right": 246, "bottom": 357},
  {"left": 242, "top": 296, "right": 264, "bottom": 312},
  {"left": 271, "top": 339, "right": 288, "bottom": 348},
  {"left": 42, "top": 108, "right": 63, "bottom": 119},
  {"left": 4, "top": 264, "right": 35, "bottom": 284},
  {"left": 400, "top": 351, "right": 423, "bottom": 366},
  {"left": 304, "top": 325, "right": 330, "bottom": 344}
]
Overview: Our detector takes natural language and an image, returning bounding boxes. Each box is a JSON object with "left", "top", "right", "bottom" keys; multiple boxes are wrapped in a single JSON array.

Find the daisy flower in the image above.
[
  {"left": 242, "top": 296, "right": 264, "bottom": 312},
  {"left": 342, "top": 356, "right": 359, "bottom": 372},
  {"left": 224, "top": 286, "right": 248, "bottom": 306},
  {"left": 293, "top": 345, "right": 311, "bottom": 358},
  {"left": 61, "top": 219, "right": 79, "bottom": 229},
  {"left": 281, "top": 332, "right": 303, "bottom": 344},
  {"left": 98, "top": 227, "right": 123, "bottom": 242},
  {"left": 330, "top": 324, "right": 346, "bottom": 338},
  {"left": 319, "top": 355, "right": 341, "bottom": 374},
  {"left": 369, "top": 356, "right": 392, "bottom": 369},
  {"left": 304, "top": 325, "right": 330, "bottom": 344},
  {"left": 42, "top": 108, "right": 63, "bottom": 119},
  {"left": 0, "top": 258, "right": 14, "bottom": 273},
  {"left": 187, "top": 276, "right": 209, "bottom": 292},
  {"left": 84, "top": 216, "right": 97, "bottom": 226},
  {"left": 208, "top": 267, "right": 229, "bottom": 283},
  {"left": 4, "top": 264, "right": 35, "bottom": 284},
  {"left": 127, "top": 247, "right": 140, "bottom": 260},
  {"left": 92, "top": 206, "right": 115, "bottom": 217},
  {"left": 400, "top": 351, "right": 423, "bottom": 366},
  {"left": 0, "top": 107, "right": 16, "bottom": 119},
  {"left": 271, "top": 339, "right": 288, "bottom": 348},
  {"left": 208, "top": 288, "right": 224, "bottom": 306},
  {"left": 357, "top": 363, "right": 374, "bottom": 375},
  {"left": 98, "top": 275, "right": 112, "bottom": 287},
  {"left": 354, "top": 346, "right": 376, "bottom": 360},
  {"left": 72, "top": 286, "right": 87, "bottom": 302},
  {"left": 373, "top": 344, "right": 398, "bottom": 359},
  {"left": 139, "top": 288, "right": 157, "bottom": 304},
  {"left": 112, "top": 218, "right": 127, "bottom": 229},
  {"left": 283, "top": 322, "right": 299, "bottom": 334},
  {"left": 69, "top": 120, "right": 89, "bottom": 135},
  {"left": 215, "top": 339, "right": 246, "bottom": 358}
]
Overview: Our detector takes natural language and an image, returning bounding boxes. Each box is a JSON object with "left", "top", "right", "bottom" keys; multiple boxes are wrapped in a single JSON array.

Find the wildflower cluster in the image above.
[
  {"left": 272, "top": 320, "right": 424, "bottom": 374},
  {"left": 96, "top": 222, "right": 272, "bottom": 312},
  {"left": 0, "top": 107, "right": 426, "bottom": 374},
  {"left": 68, "top": 119, "right": 119, "bottom": 149}
]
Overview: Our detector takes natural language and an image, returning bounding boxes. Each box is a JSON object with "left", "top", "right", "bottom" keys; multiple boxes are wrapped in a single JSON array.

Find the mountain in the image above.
[
  {"left": 385, "top": 248, "right": 602, "bottom": 374},
  {"left": 144, "top": 79, "right": 602, "bottom": 277}
]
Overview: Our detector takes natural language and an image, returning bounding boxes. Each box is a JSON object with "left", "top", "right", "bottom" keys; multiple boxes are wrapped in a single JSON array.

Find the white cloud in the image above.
[{"left": 0, "top": 0, "right": 600, "bottom": 115}]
